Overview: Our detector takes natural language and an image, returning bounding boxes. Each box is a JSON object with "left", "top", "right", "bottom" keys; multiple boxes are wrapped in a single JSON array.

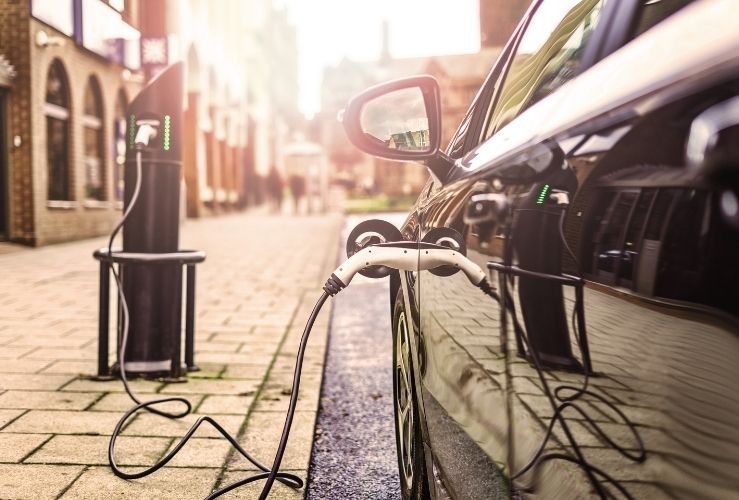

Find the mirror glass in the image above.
[{"left": 360, "top": 87, "right": 430, "bottom": 153}]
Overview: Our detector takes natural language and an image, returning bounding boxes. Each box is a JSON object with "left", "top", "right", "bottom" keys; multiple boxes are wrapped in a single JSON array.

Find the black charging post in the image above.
[{"left": 94, "top": 62, "right": 205, "bottom": 381}]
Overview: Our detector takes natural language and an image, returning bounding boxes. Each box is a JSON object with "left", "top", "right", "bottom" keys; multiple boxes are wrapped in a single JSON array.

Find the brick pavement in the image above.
[{"left": 0, "top": 211, "right": 342, "bottom": 499}]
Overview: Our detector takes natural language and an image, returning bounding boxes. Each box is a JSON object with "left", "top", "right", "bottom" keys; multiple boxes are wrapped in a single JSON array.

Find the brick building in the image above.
[
  {"left": 176, "top": 0, "right": 299, "bottom": 217},
  {"left": 0, "top": 0, "right": 143, "bottom": 245},
  {"left": 0, "top": 0, "right": 300, "bottom": 245}
]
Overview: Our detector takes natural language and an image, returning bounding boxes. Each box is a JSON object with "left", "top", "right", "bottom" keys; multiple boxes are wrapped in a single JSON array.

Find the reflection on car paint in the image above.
[{"left": 417, "top": 83, "right": 739, "bottom": 496}]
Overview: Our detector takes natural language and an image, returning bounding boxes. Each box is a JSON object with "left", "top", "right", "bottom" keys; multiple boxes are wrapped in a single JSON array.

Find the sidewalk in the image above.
[{"left": 0, "top": 211, "right": 342, "bottom": 499}]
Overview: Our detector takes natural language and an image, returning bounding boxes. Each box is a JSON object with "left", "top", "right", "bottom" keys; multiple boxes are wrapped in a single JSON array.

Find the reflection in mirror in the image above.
[{"left": 360, "top": 87, "right": 430, "bottom": 153}]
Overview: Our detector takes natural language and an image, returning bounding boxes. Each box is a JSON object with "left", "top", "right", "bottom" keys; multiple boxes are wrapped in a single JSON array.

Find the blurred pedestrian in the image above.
[
  {"left": 266, "top": 165, "right": 283, "bottom": 213},
  {"left": 288, "top": 174, "right": 306, "bottom": 215}
]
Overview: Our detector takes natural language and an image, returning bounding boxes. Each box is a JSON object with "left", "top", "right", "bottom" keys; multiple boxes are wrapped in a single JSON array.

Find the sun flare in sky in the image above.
[{"left": 278, "top": 0, "right": 481, "bottom": 117}]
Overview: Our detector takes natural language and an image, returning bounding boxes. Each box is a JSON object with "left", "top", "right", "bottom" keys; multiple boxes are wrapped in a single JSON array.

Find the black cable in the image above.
[
  {"left": 207, "top": 292, "right": 330, "bottom": 500},
  {"left": 107, "top": 149, "right": 318, "bottom": 498},
  {"left": 486, "top": 207, "right": 646, "bottom": 499}
]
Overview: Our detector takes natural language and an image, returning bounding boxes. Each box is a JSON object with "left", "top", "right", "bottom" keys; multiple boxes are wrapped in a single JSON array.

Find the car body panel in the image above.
[
  {"left": 395, "top": 1, "right": 739, "bottom": 498},
  {"left": 455, "top": 0, "right": 739, "bottom": 179}
]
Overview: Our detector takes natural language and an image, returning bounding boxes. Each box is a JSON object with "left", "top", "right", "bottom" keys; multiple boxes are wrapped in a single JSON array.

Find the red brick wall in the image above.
[
  {"left": 1, "top": 0, "right": 34, "bottom": 243},
  {"left": 480, "top": 0, "right": 530, "bottom": 48},
  {"left": 0, "top": 7, "right": 142, "bottom": 245}
]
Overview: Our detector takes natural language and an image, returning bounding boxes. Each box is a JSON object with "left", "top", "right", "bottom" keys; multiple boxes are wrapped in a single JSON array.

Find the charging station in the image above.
[
  {"left": 94, "top": 62, "right": 205, "bottom": 380},
  {"left": 93, "top": 63, "right": 598, "bottom": 496}
]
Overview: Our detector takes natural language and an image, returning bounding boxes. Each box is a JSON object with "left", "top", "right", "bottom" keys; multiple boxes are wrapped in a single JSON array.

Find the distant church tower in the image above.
[{"left": 380, "top": 19, "right": 391, "bottom": 63}]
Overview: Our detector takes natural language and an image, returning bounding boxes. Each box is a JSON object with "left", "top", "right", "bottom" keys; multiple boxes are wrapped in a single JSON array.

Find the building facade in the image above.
[
  {"left": 176, "top": 0, "right": 299, "bottom": 217},
  {"left": 0, "top": 0, "right": 143, "bottom": 245},
  {"left": 0, "top": 0, "right": 300, "bottom": 245}
]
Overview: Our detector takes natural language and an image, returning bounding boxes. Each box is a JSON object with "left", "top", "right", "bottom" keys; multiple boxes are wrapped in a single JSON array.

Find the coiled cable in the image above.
[{"left": 106, "top": 149, "right": 318, "bottom": 498}]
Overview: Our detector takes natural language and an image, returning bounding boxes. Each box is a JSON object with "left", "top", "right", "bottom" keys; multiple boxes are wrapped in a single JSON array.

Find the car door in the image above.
[
  {"left": 551, "top": 78, "right": 739, "bottom": 498},
  {"left": 418, "top": 0, "right": 736, "bottom": 498},
  {"left": 416, "top": 1, "right": 617, "bottom": 497}
]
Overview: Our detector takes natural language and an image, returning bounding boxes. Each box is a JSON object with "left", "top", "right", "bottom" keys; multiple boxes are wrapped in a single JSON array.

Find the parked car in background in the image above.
[{"left": 342, "top": 0, "right": 739, "bottom": 498}]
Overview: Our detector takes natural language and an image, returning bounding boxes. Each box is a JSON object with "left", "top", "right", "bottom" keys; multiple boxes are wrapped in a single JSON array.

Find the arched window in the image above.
[
  {"left": 45, "top": 60, "right": 71, "bottom": 201},
  {"left": 83, "top": 76, "right": 105, "bottom": 201},
  {"left": 113, "top": 89, "right": 128, "bottom": 202}
]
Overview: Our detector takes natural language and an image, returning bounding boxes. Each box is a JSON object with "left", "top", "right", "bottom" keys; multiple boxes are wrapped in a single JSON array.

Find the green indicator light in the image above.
[
  {"left": 536, "top": 184, "right": 550, "bottom": 204},
  {"left": 128, "top": 114, "right": 136, "bottom": 149},
  {"left": 163, "top": 115, "right": 171, "bottom": 151}
]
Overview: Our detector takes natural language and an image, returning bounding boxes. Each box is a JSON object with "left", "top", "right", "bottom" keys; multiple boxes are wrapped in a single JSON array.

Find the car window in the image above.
[
  {"left": 480, "top": 0, "right": 609, "bottom": 141},
  {"left": 629, "top": 0, "right": 696, "bottom": 40}
]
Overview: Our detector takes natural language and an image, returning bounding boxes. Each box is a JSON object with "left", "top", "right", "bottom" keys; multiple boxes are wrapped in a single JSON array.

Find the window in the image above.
[
  {"left": 45, "top": 60, "right": 71, "bottom": 201},
  {"left": 481, "top": 0, "right": 608, "bottom": 140},
  {"left": 594, "top": 190, "right": 637, "bottom": 277},
  {"left": 629, "top": 0, "right": 696, "bottom": 40},
  {"left": 113, "top": 90, "right": 128, "bottom": 202},
  {"left": 84, "top": 77, "right": 105, "bottom": 201},
  {"left": 582, "top": 185, "right": 739, "bottom": 317},
  {"left": 618, "top": 188, "right": 656, "bottom": 283}
]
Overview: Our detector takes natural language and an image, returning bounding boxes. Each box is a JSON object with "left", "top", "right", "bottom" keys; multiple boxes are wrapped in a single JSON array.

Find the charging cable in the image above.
[
  {"left": 106, "top": 145, "right": 496, "bottom": 500},
  {"left": 106, "top": 136, "right": 302, "bottom": 497}
]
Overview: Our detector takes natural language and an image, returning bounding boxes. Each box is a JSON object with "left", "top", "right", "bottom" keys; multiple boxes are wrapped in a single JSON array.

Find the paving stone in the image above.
[
  {"left": 217, "top": 470, "right": 307, "bottom": 499},
  {"left": 0, "top": 346, "right": 36, "bottom": 360},
  {"left": 0, "top": 359, "right": 53, "bottom": 374},
  {"left": 60, "top": 378, "right": 163, "bottom": 394},
  {"left": 122, "top": 413, "right": 245, "bottom": 439},
  {"left": 0, "top": 409, "right": 25, "bottom": 429},
  {"left": 0, "top": 373, "right": 75, "bottom": 391},
  {"left": 0, "top": 390, "right": 101, "bottom": 410},
  {"left": 40, "top": 360, "right": 98, "bottom": 375},
  {"left": 196, "top": 352, "right": 272, "bottom": 365},
  {"left": 198, "top": 395, "right": 255, "bottom": 415},
  {"left": 194, "top": 341, "right": 241, "bottom": 353},
  {"left": 24, "top": 348, "right": 96, "bottom": 361},
  {"left": 3, "top": 410, "right": 124, "bottom": 435},
  {"left": 9, "top": 336, "right": 93, "bottom": 348},
  {"left": 163, "top": 437, "right": 233, "bottom": 468},
  {"left": 0, "top": 464, "right": 84, "bottom": 499},
  {"left": 209, "top": 332, "right": 258, "bottom": 344},
  {"left": 0, "top": 433, "right": 50, "bottom": 462},
  {"left": 60, "top": 466, "right": 220, "bottom": 499},
  {"left": 27, "top": 435, "right": 171, "bottom": 467},
  {"left": 159, "top": 378, "right": 261, "bottom": 395},
  {"left": 230, "top": 411, "right": 317, "bottom": 471},
  {"left": 91, "top": 393, "right": 204, "bottom": 413},
  {"left": 222, "top": 362, "right": 274, "bottom": 379},
  {"left": 252, "top": 379, "right": 322, "bottom": 414}
]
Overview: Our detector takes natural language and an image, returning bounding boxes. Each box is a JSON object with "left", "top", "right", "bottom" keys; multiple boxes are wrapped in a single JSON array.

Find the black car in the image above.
[{"left": 341, "top": 0, "right": 739, "bottom": 498}]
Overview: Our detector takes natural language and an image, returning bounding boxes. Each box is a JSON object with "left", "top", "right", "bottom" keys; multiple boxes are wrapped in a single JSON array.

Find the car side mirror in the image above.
[{"left": 342, "top": 75, "right": 445, "bottom": 166}]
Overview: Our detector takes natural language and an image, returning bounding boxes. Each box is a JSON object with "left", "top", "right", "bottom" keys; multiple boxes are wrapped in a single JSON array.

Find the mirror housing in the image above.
[{"left": 342, "top": 75, "right": 444, "bottom": 164}]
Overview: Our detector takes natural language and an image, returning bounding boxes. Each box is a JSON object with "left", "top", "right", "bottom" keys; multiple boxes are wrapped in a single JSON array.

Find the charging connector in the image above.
[
  {"left": 134, "top": 119, "right": 160, "bottom": 148},
  {"left": 325, "top": 241, "right": 488, "bottom": 294}
]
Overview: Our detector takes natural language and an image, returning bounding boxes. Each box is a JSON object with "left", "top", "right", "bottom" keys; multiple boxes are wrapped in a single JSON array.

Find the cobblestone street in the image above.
[{"left": 0, "top": 211, "right": 342, "bottom": 499}]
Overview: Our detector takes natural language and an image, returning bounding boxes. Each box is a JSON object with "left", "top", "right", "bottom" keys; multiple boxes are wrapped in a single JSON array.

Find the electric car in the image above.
[{"left": 342, "top": 0, "right": 739, "bottom": 498}]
